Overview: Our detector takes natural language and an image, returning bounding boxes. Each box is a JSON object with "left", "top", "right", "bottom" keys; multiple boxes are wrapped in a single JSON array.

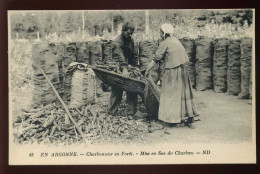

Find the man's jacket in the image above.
[{"left": 112, "top": 35, "right": 138, "bottom": 69}]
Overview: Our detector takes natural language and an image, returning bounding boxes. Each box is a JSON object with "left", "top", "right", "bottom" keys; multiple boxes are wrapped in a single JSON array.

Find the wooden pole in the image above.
[{"left": 40, "top": 69, "right": 89, "bottom": 144}]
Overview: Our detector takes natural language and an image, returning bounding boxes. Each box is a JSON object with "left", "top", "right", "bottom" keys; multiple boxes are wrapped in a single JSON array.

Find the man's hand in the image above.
[{"left": 122, "top": 68, "right": 129, "bottom": 77}]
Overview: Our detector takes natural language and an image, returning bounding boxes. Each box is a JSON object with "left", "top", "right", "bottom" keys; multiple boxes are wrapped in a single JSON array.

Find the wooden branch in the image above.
[{"left": 40, "top": 69, "right": 88, "bottom": 144}]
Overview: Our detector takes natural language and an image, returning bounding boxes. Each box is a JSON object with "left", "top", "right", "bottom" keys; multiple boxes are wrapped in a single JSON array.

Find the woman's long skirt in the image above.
[{"left": 159, "top": 65, "right": 199, "bottom": 123}]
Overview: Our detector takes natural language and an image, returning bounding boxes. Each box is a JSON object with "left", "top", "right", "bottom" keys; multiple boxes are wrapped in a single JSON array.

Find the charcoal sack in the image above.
[
  {"left": 180, "top": 37, "right": 196, "bottom": 88},
  {"left": 102, "top": 41, "right": 113, "bottom": 64},
  {"left": 227, "top": 39, "right": 241, "bottom": 95},
  {"left": 213, "top": 38, "right": 229, "bottom": 93},
  {"left": 62, "top": 43, "right": 77, "bottom": 102},
  {"left": 75, "top": 42, "right": 89, "bottom": 63},
  {"left": 89, "top": 41, "right": 102, "bottom": 65},
  {"left": 89, "top": 41, "right": 103, "bottom": 95},
  {"left": 32, "top": 42, "right": 60, "bottom": 107},
  {"left": 249, "top": 71, "right": 252, "bottom": 99},
  {"left": 238, "top": 38, "right": 252, "bottom": 99},
  {"left": 195, "top": 37, "right": 214, "bottom": 91},
  {"left": 143, "top": 76, "right": 160, "bottom": 118},
  {"left": 139, "top": 40, "right": 159, "bottom": 83},
  {"left": 69, "top": 63, "right": 97, "bottom": 108},
  {"left": 102, "top": 41, "right": 114, "bottom": 92}
]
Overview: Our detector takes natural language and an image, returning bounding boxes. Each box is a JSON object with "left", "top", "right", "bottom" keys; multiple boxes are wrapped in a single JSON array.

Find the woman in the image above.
[{"left": 145, "top": 23, "right": 199, "bottom": 128}]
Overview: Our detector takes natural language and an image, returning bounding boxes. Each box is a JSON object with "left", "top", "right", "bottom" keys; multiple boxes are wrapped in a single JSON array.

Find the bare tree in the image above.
[
  {"left": 145, "top": 10, "right": 150, "bottom": 35},
  {"left": 82, "top": 11, "right": 85, "bottom": 39}
]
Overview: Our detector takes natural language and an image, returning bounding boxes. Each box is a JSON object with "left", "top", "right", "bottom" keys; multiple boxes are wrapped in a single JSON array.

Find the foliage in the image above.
[{"left": 10, "top": 10, "right": 253, "bottom": 41}]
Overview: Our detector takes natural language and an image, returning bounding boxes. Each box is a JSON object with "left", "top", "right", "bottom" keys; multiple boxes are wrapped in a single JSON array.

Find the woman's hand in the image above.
[{"left": 145, "top": 60, "right": 157, "bottom": 77}]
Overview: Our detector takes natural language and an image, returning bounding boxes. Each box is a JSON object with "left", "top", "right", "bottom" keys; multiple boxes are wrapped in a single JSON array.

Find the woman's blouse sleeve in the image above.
[{"left": 153, "top": 41, "right": 168, "bottom": 63}]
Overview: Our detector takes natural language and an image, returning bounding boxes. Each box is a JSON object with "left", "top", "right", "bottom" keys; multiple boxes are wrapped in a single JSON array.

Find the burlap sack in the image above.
[
  {"left": 139, "top": 40, "right": 159, "bottom": 83},
  {"left": 32, "top": 42, "right": 60, "bottom": 106},
  {"left": 227, "top": 39, "right": 241, "bottom": 95},
  {"left": 213, "top": 38, "right": 229, "bottom": 93},
  {"left": 89, "top": 41, "right": 103, "bottom": 95},
  {"left": 102, "top": 41, "right": 113, "bottom": 64},
  {"left": 70, "top": 67, "right": 97, "bottom": 108},
  {"left": 62, "top": 42, "right": 77, "bottom": 102},
  {"left": 195, "top": 37, "right": 214, "bottom": 91},
  {"left": 89, "top": 41, "right": 102, "bottom": 65},
  {"left": 238, "top": 37, "right": 252, "bottom": 99},
  {"left": 75, "top": 42, "right": 89, "bottom": 63},
  {"left": 179, "top": 37, "right": 196, "bottom": 88}
]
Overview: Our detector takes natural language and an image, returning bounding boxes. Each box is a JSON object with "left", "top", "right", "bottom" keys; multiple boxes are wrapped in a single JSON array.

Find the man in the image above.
[{"left": 109, "top": 22, "right": 145, "bottom": 118}]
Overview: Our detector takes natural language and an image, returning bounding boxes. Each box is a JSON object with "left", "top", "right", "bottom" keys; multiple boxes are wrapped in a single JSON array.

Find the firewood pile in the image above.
[{"left": 13, "top": 100, "right": 156, "bottom": 145}]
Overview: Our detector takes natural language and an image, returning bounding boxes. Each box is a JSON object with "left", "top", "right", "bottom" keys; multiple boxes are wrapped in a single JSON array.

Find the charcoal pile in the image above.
[
  {"left": 139, "top": 40, "right": 159, "bottom": 82},
  {"left": 227, "top": 39, "right": 241, "bottom": 95},
  {"left": 95, "top": 63, "right": 143, "bottom": 80},
  {"left": 95, "top": 62, "right": 121, "bottom": 73},
  {"left": 213, "top": 38, "right": 229, "bottom": 93},
  {"left": 32, "top": 42, "right": 60, "bottom": 107},
  {"left": 195, "top": 37, "right": 214, "bottom": 91},
  {"left": 127, "top": 65, "right": 143, "bottom": 80},
  {"left": 238, "top": 38, "right": 252, "bottom": 99},
  {"left": 179, "top": 37, "right": 196, "bottom": 87},
  {"left": 13, "top": 101, "right": 151, "bottom": 145}
]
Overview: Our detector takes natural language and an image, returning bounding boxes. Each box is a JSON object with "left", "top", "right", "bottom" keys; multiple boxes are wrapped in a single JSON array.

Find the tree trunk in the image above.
[
  {"left": 82, "top": 11, "right": 85, "bottom": 39},
  {"left": 112, "top": 14, "right": 114, "bottom": 36},
  {"left": 145, "top": 10, "right": 150, "bottom": 35}
]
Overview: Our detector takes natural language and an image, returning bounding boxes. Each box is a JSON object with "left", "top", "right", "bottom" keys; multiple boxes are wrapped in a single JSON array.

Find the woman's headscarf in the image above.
[{"left": 161, "top": 23, "right": 174, "bottom": 40}]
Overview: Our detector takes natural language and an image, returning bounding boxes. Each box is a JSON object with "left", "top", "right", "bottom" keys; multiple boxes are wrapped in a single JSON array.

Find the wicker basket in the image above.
[
  {"left": 92, "top": 67, "right": 146, "bottom": 93},
  {"left": 144, "top": 76, "right": 161, "bottom": 117}
]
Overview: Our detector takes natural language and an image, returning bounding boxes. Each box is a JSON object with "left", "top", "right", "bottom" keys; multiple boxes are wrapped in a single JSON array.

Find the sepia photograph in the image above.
[{"left": 8, "top": 9, "right": 255, "bottom": 165}]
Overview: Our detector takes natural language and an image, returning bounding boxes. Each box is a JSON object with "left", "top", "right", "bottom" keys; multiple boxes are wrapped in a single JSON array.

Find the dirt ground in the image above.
[
  {"left": 97, "top": 90, "right": 253, "bottom": 145},
  {"left": 138, "top": 90, "right": 253, "bottom": 145},
  {"left": 11, "top": 87, "right": 253, "bottom": 145}
]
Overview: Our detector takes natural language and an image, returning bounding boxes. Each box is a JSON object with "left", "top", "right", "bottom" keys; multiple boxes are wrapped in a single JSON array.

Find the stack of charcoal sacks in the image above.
[
  {"left": 62, "top": 42, "right": 77, "bottom": 103},
  {"left": 227, "top": 39, "right": 241, "bottom": 95},
  {"left": 179, "top": 37, "right": 196, "bottom": 88},
  {"left": 32, "top": 42, "right": 60, "bottom": 107},
  {"left": 89, "top": 41, "right": 103, "bottom": 96},
  {"left": 139, "top": 40, "right": 159, "bottom": 83},
  {"left": 102, "top": 40, "right": 113, "bottom": 91},
  {"left": 213, "top": 38, "right": 229, "bottom": 93},
  {"left": 238, "top": 38, "right": 252, "bottom": 99},
  {"left": 195, "top": 37, "right": 214, "bottom": 91}
]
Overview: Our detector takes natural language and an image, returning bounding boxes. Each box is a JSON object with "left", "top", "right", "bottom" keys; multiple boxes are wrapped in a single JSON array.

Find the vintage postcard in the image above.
[{"left": 8, "top": 9, "right": 256, "bottom": 165}]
